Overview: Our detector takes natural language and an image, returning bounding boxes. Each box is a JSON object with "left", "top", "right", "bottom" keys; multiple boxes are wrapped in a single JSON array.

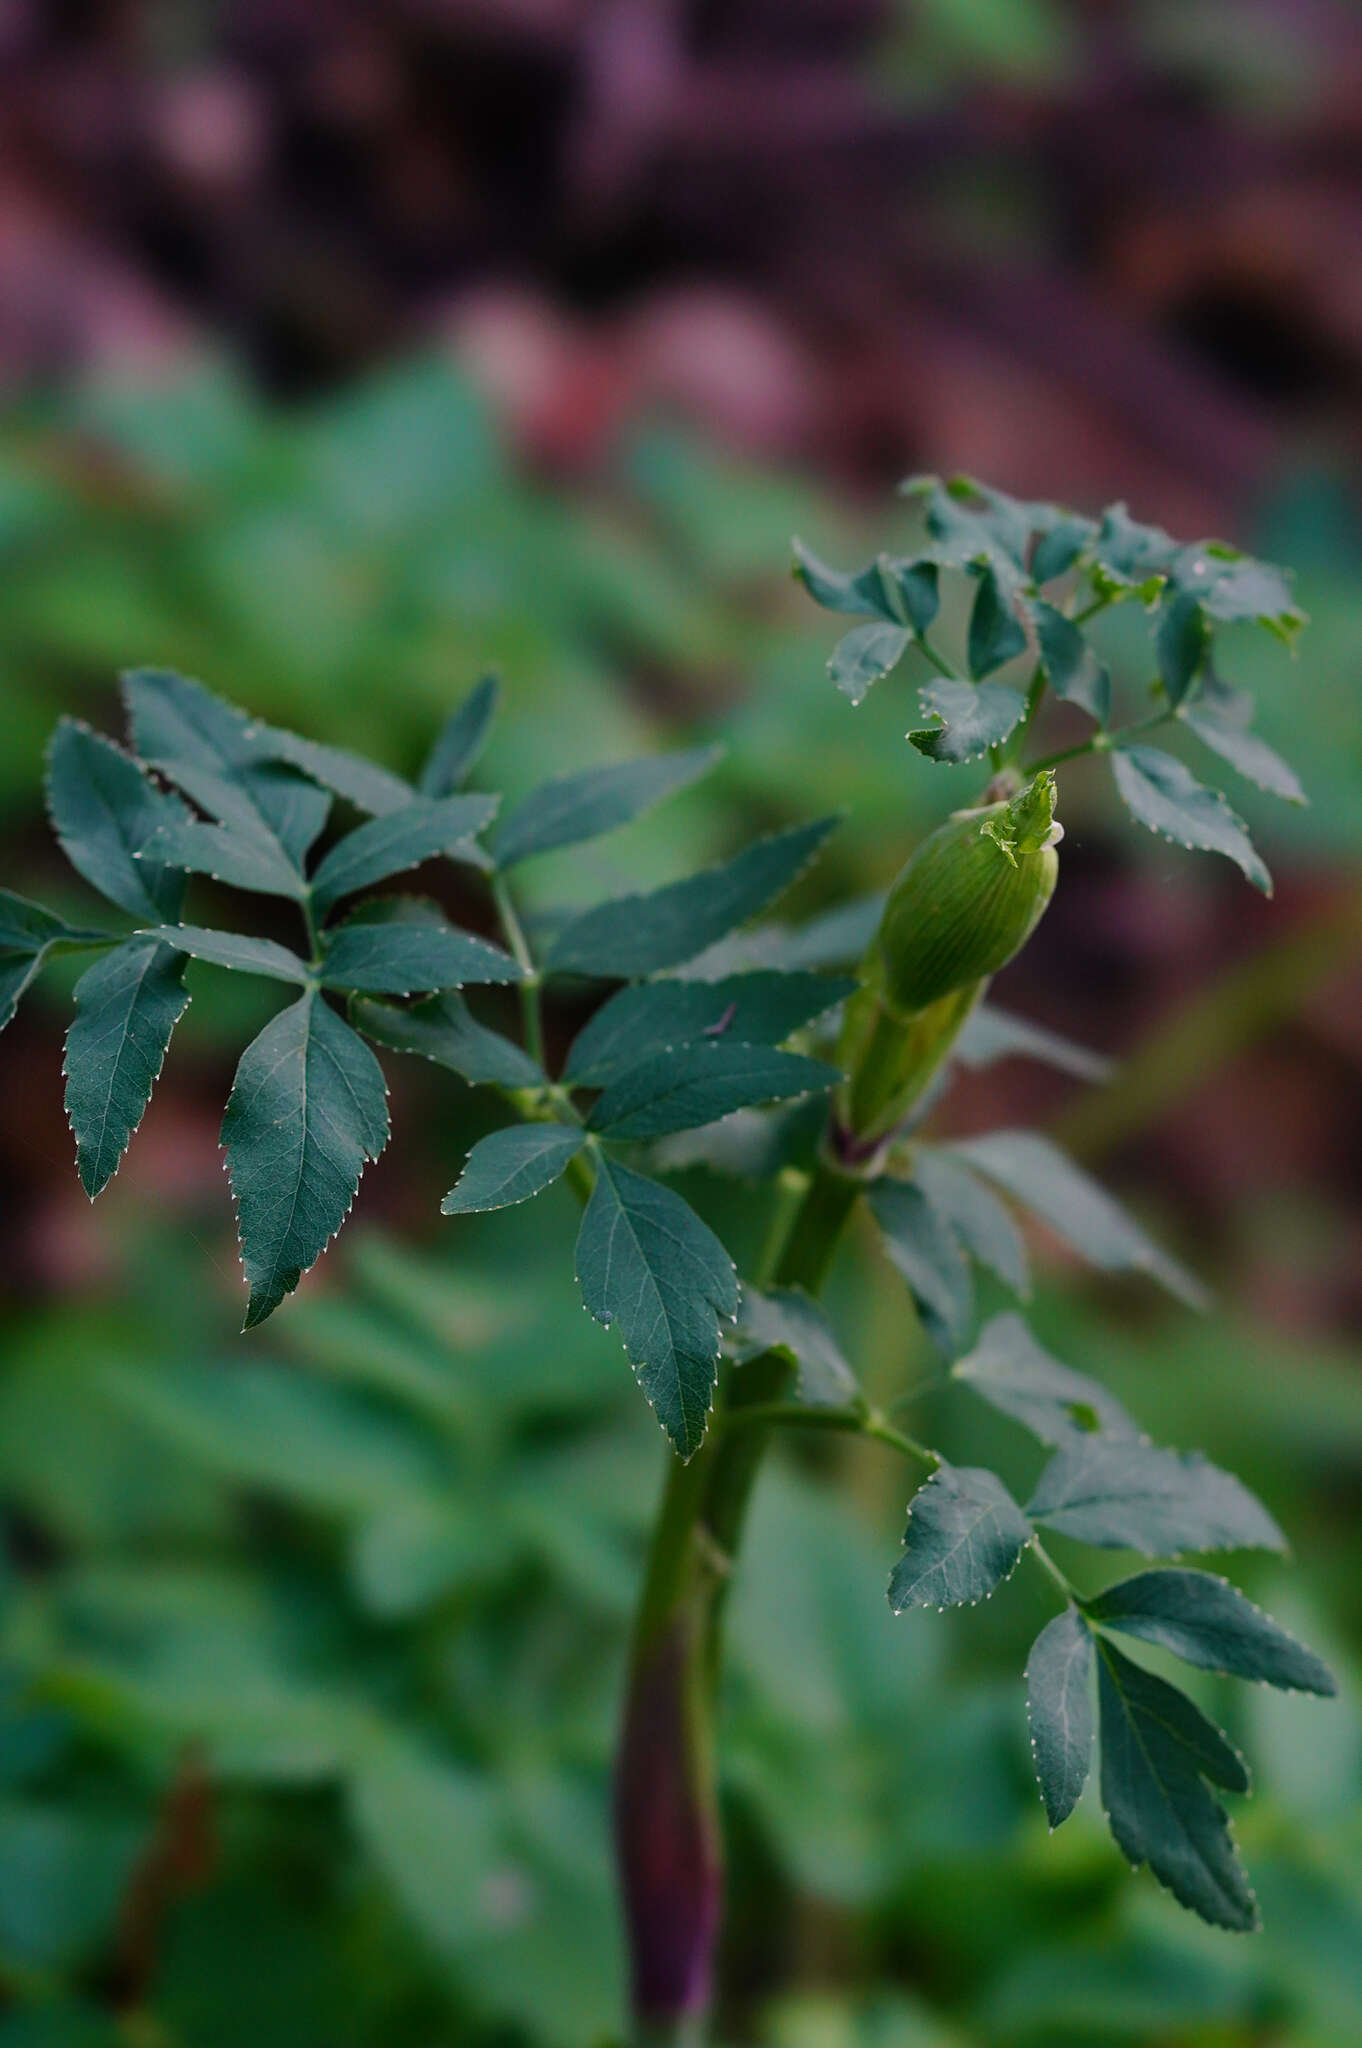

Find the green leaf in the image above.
[
  {"left": 574, "top": 1157, "right": 738, "bottom": 1458},
  {"left": 954, "top": 1003, "right": 1115, "bottom": 1084},
  {"left": 1026, "top": 1608, "right": 1095, "bottom": 1827},
  {"left": 564, "top": 970, "right": 854, "bottom": 1087},
  {"left": 547, "top": 818, "right": 838, "bottom": 979},
  {"left": 245, "top": 723, "right": 416, "bottom": 816},
  {"left": 908, "top": 678, "right": 1026, "bottom": 764},
  {"left": 221, "top": 988, "right": 390, "bottom": 1326},
  {"left": 142, "top": 924, "right": 311, "bottom": 984},
  {"left": 350, "top": 990, "right": 543, "bottom": 1088},
  {"left": 122, "top": 669, "right": 331, "bottom": 865},
  {"left": 888, "top": 1463, "right": 1031, "bottom": 1611},
  {"left": 967, "top": 565, "right": 1028, "bottom": 677},
  {"left": 418, "top": 674, "right": 500, "bottom": 796},
  {"left": 1031, "top": 513, "right": 1094, "bottom": 583},
  {"left": 880, "top": 557, "right": 941, "bottom": 635},
  {"left": 912, "top": 1151, "right": 1030, "bottom": 1293},
  {"left": 728, "top": 1285, "right": 859, "bottom": 1409},
  {"left": 1028, "top": 1438, "right": 1286, "bottom": 1555},
  {"left": 829, "top": 622, "right": 912, "bottom": 705},
  {"left": 347, "top": 1735, "right": 505, "bottom": 1954},
  {"left": 952, "top": 1312, "right": 1139, "bottom": 1448},
  {"left": 1184, "top": 548, "right": 1304, "bottom": 636},
  {"left": 1110, "top": 745, "right": 1272, "bottom": 896},
  {"left": 1092, "top": 504, "right": 1178, "bottom": 589},
  {"left": 1179, "top": 676, "right": 1306, "bottom": 805},
  {"left": 441, "top": 1124, "right": 584, "bottom": 1214},
  {"left": 319, "top": 919, "right": 520, "bottom": 994},
  {"left": 869, "top": 1178, "right": 973, "bottom": 1354},
  {"left": 310, "top": 794, "right": 499, "bottom": 916},
  {"left": 1086, "top": 1569, "right": 1337, "bottom": 1695},
  {"left": 492, "top": 744, "right": 722, "bottom": 867},
  {"left": 0, "top": 892, "right": 109, "bottom": 1032},
  {"left": 791, "top": 537, "right": 901, "bottom": 621},
  {"left": 1096, "top": 1637, "right": 1256, "bottom": 1930},
  {"left": 1155, "top": 590, "right": 1209, "bottom": 708},
  {"left": 587, "top": 1041, "right": 839, "bottom": 1140},
  {"left": 137, "top": 818, "right": 308, "bottom": 902},
  {"left": 45, "top": 719, "right": 188, "bottom": 920},
  {"left": 1033, "top": 600, "right": 1110, "bottom": 724},
  {"left": 64, "top": 939, "right": 190, "bottom": 1197},
  {"left": 949, "top": 1129, "right": 1208, "bottom": 1309}
]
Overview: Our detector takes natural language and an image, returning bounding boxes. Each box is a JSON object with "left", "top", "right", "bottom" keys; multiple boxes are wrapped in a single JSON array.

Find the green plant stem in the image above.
[
  {"left": 1025, "top": 705, "right": 1169, "bottom": 776},
  {"left": 720, "top": 1399, "right": 937, "bottom": 1470},
  {"left": 490, "top": 871, "right": 546, "bottom": 1073}
]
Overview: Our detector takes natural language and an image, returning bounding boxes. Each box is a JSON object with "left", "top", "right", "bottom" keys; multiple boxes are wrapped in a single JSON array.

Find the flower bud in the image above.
[{"left": 875, "top": 771, "right": 1061, "bottom": 1017}]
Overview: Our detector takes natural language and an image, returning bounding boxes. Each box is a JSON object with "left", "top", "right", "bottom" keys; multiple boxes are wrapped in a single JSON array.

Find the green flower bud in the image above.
[{"left": 875, "top": 771, "right": 1061, "bottom": 1017}]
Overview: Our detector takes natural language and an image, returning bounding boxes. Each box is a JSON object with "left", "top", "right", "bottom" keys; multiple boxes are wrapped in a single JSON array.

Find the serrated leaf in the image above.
[
  {"left": 547, "top": 818, "right": 837, "bottom": 980},
  {"left": 493, "top": 745, "right": 721, "bottom": 868},
  {"left": 1096, "top": 1637, "right": 1256, "bottom": 1930},
  {"left": 574, "top": 1157, "right": 738, "bottom": 1458},
  {"left": 1087, "top": 1570, "right": 1337, "bottom": 1695},
  {"left": 1110, "top": 745, "right": 1271, "bottom": 895},
  {"left": 829, "top": 622, "right": 912, "bottom": 704},
  {"left": 1179, "top": 676, "right": 1306, "bottom": 805},
  {"left": 418, "top": 674, "right": 500, "bottom": 796},
  {"left": 868, "top": 1178, "right": 973, "bottom": 1354},
  {"left": 63, "top": 939, "right": 189, "bottom": 1197},
  {"left": 1028, "top": 1437, "right": 1285, "bottom": 1555},
  {"left": 142, "top": 924, "right": 311, "bottom": 984},
  {"left": 791, "top": 537, "right": 900, "bottom": 620},
  {"left": 46, "top": 719, "right": 189, "bottom": 920},
  {"left": 1092, "top": 504, "right": 1178, "bottom": 588},
  {"left": 222, "top": 988, "right": 390, "bottom": 1327},
  {"left": 245, "top": 723, "right": 416, "bottom": 816},
  {"left": 954, "top": 1003, "right": 1115, "bottom": 1084},
  {"left": 319, "top": 919, "right": 520, "bottom": 994},
  {"left": 310, "top": 794, "right": 499, "bottom": 916},
  {"left": 967, "top": 565, "right": 1028, "bottom": 678},
  {"left": 909, "top": 678, "right": 1026, "bottom": 764},
  {"left": 912, "top": 1152, "right": 1030, "bottom": 1293},
  {"left": 138, "top": 817, "right": 308, "bottom": 902},
  {"left": 949, "top": 1129, "right": 1207, "bottom": 1309},
  {"left": 441, "top": 1124, "right": 584, "bottom": 1214},
  {"left": 587, "top": 1041, "right": 838, "bottom": 1140},
  {"left": 1033, "top": 600, "right": 1110, "bottom": 723},
  {"left": 888, "top": 1463, "right": 1030, "bottom": 1611},
  {"left": 564, "top": 970, "right": 853, "bottom": 1087},
  {"left": 0, "top": 891, "right": 109, "bottom": 1031},
  {"left": 1026, "top": 1608, "right": 1095, "bottom": 1827},
  {"left": 350, "top": 991, "right": 543, "bottom": 1089},
  {"left": 1185, "top": 549, "right": 1303, "bottom": 635},
  {"left": 952, "top": 1312, "right": 1139, "bottom": 1448},
  {"left": 1155, "top": 590, "right": 1209, "bottom": 708},
  {"left": 123, "top": 669, "right": 330, "bottom": 865},
  {"left": 728, "top": 1285, "right": 859, "bottom": 1409}
]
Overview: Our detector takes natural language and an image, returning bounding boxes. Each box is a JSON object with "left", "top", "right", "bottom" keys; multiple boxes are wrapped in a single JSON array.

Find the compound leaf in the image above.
[
  {"left": 142, "top": 925, "right": 310, "bottom": 984},
  {"left": 564, "top": 970, "right": 853, "bottom": 1087},
  {"left": 952, "top": 1312, "right": 1139, "bottom": 1448},
  {"left": 441, "top": 1124, "right": 584, "bottom": 1215},
  {"left": 1111, "top": 745, "right": 1271, "bottom": 895},
  {"left": 1028, "top": 1438, "right": 1285, "bottom": 1555},
  {"left": 868, "top": 1178, "right": 973, "bottom": 1355},
  {"left": 949, "top": 1129, "right": 1207, "bottom": 1309},
  {"left": 1026, "top": 1607, "right": 1095, "bottom": 1827},
  {"left": 46, "top": 719, "right": 189, "bottom": 920},
  {"left": 1096, "top": 1637, "right": 1256, "bottom": 1930},
  {"left": 727, "top": 1285, "right": 859, "bottom": 1410},
  {"left": 222, "top": 988, "right": 390, "bottom": 1327},
  {"left": 1087, "top": 1569, "right": 1337, "bottom": 1695},
  {"left": 64, "top": 938, "right": 190, "bottom": 1197},
  {"left": 418, "top": 674, "right": 500, "bottom": 796},
  {"left": 548, "top": 819, "right": 838, "bottom": 979},
  {"left": 912, "top": 1152, "right": 1030, "bottom": 1294},
  {"left": 310, "top": 795, "right": 499, "bottom": 916},
  {"left": 138, "top": 818, "right": 308, "bottom": 903},
  {"left": 350, "top": 991, "right": 543, "bottom": 1089},
  {"left": 909, "top": 679, "right": 1026, "bottom": 764},
  {"left": 888, "top": 1463, "right": 1030, "bottom": 1611},
  {"left": 574, "top": 1157, "right": 738, "bottom": 1458},
  {"left": 829, "top": 622, "right": 911, "bottom": 705},
  {"left": 320, "top": 920, "right": 520, "bottom": 994},
  {"left": 587, "top": 1041, "right": 838, "bottom": 1141},
  {"left": 492, "top": 745, "right": 721, "bottom": 868}
]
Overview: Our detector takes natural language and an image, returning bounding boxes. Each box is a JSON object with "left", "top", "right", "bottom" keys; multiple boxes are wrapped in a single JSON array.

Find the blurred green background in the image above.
[{"left": 1, "top": 4, "right": 1361, "bottom": 2043}]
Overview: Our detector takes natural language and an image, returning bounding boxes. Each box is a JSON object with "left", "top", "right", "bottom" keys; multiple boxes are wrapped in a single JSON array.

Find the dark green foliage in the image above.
[
  {"left": 888, "top": 1465, "right": 1031, "bottom": 1611},
  {"left": 441, "top": 1125, "right": 584, "bottom": 1214},
  {"left": 1025, "top": 1608, "right": 1095, "bottom": 1827},
  {"left": 64, "top": 939, "right": 190, "bottom": 1196}
]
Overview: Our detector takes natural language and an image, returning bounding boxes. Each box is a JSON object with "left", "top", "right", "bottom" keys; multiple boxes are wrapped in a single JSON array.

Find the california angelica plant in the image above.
[{"left": 0, "top": 475, "right": 1335, "bottom": 2041}]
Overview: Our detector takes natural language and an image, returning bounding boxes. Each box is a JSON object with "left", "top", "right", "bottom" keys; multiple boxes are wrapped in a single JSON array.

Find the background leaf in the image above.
[
  {"left": 952, "top": 1312, "right": 1139, "bottom": 1447},
  {"left": 492, "top": 744, "right": 721, "bottom": 867},
  {"left": 728, "top": 1286, "right": 860, "bottom": 1410},
  {"left": 868, "top": 1179, "right": 973, "bottom": 1355}
]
